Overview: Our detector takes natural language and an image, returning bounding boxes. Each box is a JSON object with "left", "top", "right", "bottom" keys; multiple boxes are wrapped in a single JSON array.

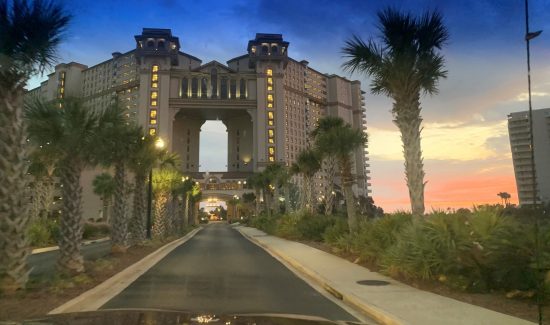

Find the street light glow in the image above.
[{"left": 155, "top": 137, "right": 165, "bottom": 149}]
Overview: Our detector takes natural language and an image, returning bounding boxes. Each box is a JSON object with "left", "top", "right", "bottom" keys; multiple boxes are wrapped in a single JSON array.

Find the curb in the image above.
[
  {"left": 31, "top": 237, "right": 111, "bottom": 255},
  {"left": 48, "top": 227, "right": 202, "bottom": 314},
  {"left": 236, "top": 227, "right": 407, "bottom": 325}
]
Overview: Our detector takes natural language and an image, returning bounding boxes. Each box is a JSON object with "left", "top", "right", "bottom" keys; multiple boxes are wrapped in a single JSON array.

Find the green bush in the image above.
[
  {"left": 295, "top": 212, "right": 335, "bottom": 241},
  {"left": 82, "top": 222, "right": 110, "bottom": 240},
  {"left": 322, "top": 218, "right": 349, "bottom": 245},
  {"left": 275, "top": 213, "right": 301, "bottom": 239},
  {"left": 250, "top": 213, "right": 278, "bottom": 234},
  {"left": 27, "top": 218, "right": 60, "bottom": 247}
]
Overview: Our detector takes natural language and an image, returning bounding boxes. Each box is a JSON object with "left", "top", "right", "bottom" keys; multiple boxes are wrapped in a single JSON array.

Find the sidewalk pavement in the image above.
[
  {"left": 31, "top": 237, "right": 110, "bottom": 254},
  {"left": 236, "top": 226, "right": 536, "bottom": 325}
]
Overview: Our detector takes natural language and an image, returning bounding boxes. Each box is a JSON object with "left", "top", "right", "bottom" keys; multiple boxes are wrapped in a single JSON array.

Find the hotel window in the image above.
[
  {"left": 266, "top": 68, "right": 273, "bottom": 76},
  {"left": 150, "top": 119, "right": 157, "bottom": 125},
  {"left": 152, "top": 65, "right": 159, "bottom": 72},
  {"left": 268, "top": 120, "right": 274, "bottom": 126},
  {"left": 269, "top": 147, "right": 275, "bottom": 155},
  {"left": 151, "top": 100, "right": 157, "bottom": 106},
  {"left": 150, "top": 109, "right": 157, "bottom": 119},
  {"left": 151, "top": 91, "right": 158, "bottom": 99},
  {"left": 267, "top": 94, "right": 273, "bottom": 102},
  {"left": 267, "top": 103, "right": 273, "bottom": 108},
  {"left": 240, "top": 79, "right": 246, "bottom": 99},
  {"left": 149, "top": 128, "right": 156, "bottom": 136},
  {"left": 151, "top": 74, "right": 158, "bottom": 82},
  {"left": 268, "top": 129, "right": 274, "bottom": 138},
  {"left": 268, "top": 112, "right": 274, "bottom": 119}
]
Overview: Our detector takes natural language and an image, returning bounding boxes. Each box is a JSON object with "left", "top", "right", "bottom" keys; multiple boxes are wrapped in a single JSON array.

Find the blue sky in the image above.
[{"left": 29, "top": 0, "right": 550, "bottom": 211}]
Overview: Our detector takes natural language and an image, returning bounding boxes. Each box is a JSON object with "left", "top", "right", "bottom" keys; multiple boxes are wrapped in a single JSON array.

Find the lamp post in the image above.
[
  {"left": 524, "top": 1, "right": 543, "bottom": 323},
  {"left": 146, "top": 137, "right": 165, "bottom": 239}
]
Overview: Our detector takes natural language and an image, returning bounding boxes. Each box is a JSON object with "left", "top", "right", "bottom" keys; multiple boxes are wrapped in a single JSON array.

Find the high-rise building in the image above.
[
  {"left": 26, "top": 29, "right": 371, "bottom": 218},
  {"left": 508, "top": 108, "right": 550, "bottom": 205}
]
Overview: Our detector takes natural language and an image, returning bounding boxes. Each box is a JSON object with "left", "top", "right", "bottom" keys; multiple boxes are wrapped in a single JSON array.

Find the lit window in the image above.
[
  {"left": 269, "top": 147, "right": 275, "bottom": 155},
  {"left": 151, "top": 91, "right": 158, "bottom": 99},
  {"left": 268, "top": 112, "right": 274, "bottom": 119},
  {"left": 150, "top": 109, "right": 157, "bottom": 118},
  {"left": 60, "top": 88, "right": 64, "bottom": 94},
  {"left": 269, "top": 156, "right": 275, "bottom": 162},
  {"left": 268, "top": 138, "right": 274, "bottom": 144},
  {"left": 149, "top": 128, "right": 156, "bottom": 136},
  {"left": 152, "top": 82, "right": 158, "bottom": 88},
  {"left": 266, "top": 68, "right": 272, "bottom": 76},
  {"left": 267, "top": 86, "right": 273, "bottom": 91},
  {"left": 152, "top": 65, "right": 159, "bottom": 72},
  {"left": 268, "top": 120, "right": 274, "bottom": 126},
  {"left": 251, "top": 46, "right": 256, "bottom": 54},
  {"left": 152, "top": 74, "right": 158, "bottom": 82},
  {"left": 267, "top": 77, "right": 273, "bottom": 85},
  {"left": 150, "top": 119, "right": 157, "bottom": 125},
  {"left": 151, "top": 100, "right": 157, "bottom": 106},
  {"left": 268, "top": 129, "right": 274, "bottom": 137},
  {"left": 267, "top": 103, "right": 273, "bottom": 108},
  {"left": 267, "top": 94, "right": 273, "bottom": 102}
]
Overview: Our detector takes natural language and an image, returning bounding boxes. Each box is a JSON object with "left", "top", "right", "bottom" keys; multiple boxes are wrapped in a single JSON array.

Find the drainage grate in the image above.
[{"left": 357, "top": 280, "right": 390, "bottom": 286}]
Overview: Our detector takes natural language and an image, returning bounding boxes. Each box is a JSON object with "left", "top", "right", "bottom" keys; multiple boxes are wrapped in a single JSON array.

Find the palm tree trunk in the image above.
[
  {"left": 129, "top": 173, "right": 146, "bottom": 244},
  {"left": 111, "top": 162, "right": 127, "bottom": 253},
  {"left": 303, "top": 175, "right": 312, "bottom": 212},
  {"left": 153, "top": 193, "right": 168, "bottom": 238},
  {"left": 57, "top": 160, "right": 85, "bottom": 274},
  {"left": 184, "top": 193, "right": 190, "bottom": 226},
  {"left": 272, "top": 186, "right": 280, "bottom": 214},
  {"left": 0, "top": 88, "right": 32, "bottom": 292},
  {"left": 341, "top": 155, "right": 357, "bottom": 231},
  {"left": 263, "top": 188, "right": 271, "bottom": 218},
  {"left": 393, "top": 95, "right": 425, "bottom": 216},
  {"left": 323, "top": 157, "right": 337, "bottom": 215},
  {"left": 254, "top": 188, "right": 261, "bottom": 216}
]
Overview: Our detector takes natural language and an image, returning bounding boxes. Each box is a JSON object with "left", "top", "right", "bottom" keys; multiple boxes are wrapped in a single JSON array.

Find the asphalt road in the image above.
[
  {"left": 28, "top": 239, "right": 111, "bottom": 277},
  {"left": 101, "top": 223, "right": 360, "bottom": 322}
]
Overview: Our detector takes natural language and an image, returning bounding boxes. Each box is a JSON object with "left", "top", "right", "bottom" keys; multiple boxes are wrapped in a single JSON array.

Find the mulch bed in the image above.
[
  {"left": 299, "top": 240, "right": 548, "bottom": 324},
  {"left": 0, "top": 240, "right": 172, "bottom": 322}
]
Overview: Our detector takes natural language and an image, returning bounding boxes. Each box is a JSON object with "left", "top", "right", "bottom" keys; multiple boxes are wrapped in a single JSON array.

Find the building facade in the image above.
[
  {"left": 508, "top": 108, "right": 550, "bottom": 205},
  {"left": 27, "top": 28, "right": 371, "bottom": 217}
]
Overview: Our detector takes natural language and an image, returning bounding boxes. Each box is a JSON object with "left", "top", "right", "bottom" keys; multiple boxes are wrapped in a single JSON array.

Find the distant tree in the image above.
[
  {"left": 358, "top": 195, "right": 384, "bottom": 218},
  {"left": 343, "top": 8, "right": 449, "bottom": 216}
]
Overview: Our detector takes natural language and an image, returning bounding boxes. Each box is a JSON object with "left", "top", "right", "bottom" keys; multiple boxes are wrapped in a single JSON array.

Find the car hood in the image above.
[{"left": 21, "top": 309, "right": 363, "bottom": 325}]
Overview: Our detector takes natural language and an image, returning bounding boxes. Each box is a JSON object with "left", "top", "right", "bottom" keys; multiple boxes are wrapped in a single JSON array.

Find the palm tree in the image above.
[
  {"left": 342, "top": 8, "right": 449, "bottom": 216},
  {"left": 247, "top": 173, "right": 265, "bottom": 217},
  {"left": 264, "top": 163, "right": 288, "bottom": 215},
  {"left": 0, "top": 0, "right": 70, "bottom": 292},
  {"left": 28, "top": 149, "right": 57, "bottom": 220},
  {"left": 311, "top": 117, "right": 345, "bottom": 215},
  {"left": 126, "top": 135, "right": 174, "bottom": 243},
  {"left": 314, "top": 122, "right": 366, "bottom": 231},
  {"left": 92, "top": 172, "right": 115, "bottom": 223},
  {"left": 291, "top": 149, "right": 321, "bottom": 213},
  {"left": 95, "top": 104, "right": 142, "bottom": 253},
  {"left": 25, "top": 97, "right": 115, "bottom": 274},
  {"left": 497, "top": 192, "right": 511, "bottom": 206},
  {"left": 152, "top": 168, "right": 183, "bottom": 238}
]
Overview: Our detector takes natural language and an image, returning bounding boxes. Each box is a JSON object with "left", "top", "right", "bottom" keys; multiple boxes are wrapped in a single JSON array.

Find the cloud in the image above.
[
  {"left": 368, "top": 120, "right": 509, "bottom": 161},
  {"left": 514, "top": 91, "right": 550, "bottom": 102}
]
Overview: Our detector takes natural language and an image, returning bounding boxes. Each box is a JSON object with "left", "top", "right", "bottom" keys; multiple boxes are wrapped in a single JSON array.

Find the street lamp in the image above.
[
  {"left": 524, "top": 1, "right": 543, "bottom": 323},
  {"left": 146, "top": 137, "right": 165, "bottom": 239}
]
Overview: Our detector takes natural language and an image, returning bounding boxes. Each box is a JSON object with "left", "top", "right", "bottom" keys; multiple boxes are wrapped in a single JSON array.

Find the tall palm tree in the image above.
[
  {"left": 25, "top": 97, "right": 113, "bottom": 274},
  {"left": 311, "top": 117, "right": 345, "bottom": 216},
  {"left": 92, "top": 172, "right": 115, "bottom": 223},
  {"left": 342, "top": 8, "right": 449, "bottom": 216},
  {"left": 247, "top": 173, "right": 265, "bottom": 217},
  {"left": 264, "top": 163, "right": 287, "bottom": 215},
  {"left": 315, "top": 123, "right": 366, "bottom": 231},
  {"left": 0, "top": 0, "right": 70, "bottom": 292},
  {"left": 28, "top": 149, "right": 57, "bottom": 220},
  {"left": 96, "top": 104, "right": 142, "bottom": 253},
  {"left": 291, "top": 149, "right": 321, "bottom": 213}
]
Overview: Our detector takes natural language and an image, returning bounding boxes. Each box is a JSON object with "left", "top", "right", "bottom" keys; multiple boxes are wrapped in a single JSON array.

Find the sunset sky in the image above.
[{"left": 27, "top": 0, "right": 550, "bottom": 212}]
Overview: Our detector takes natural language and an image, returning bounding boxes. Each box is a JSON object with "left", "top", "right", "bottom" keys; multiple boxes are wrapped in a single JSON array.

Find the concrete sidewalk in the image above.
[{"left": 237, "top": 226, "right": 536, "bottom": 325}]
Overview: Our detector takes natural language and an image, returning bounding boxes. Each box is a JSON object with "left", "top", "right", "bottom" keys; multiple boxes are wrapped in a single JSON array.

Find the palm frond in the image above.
[{"left": 416, "top": 10, "right": 449, "bottom": 51}]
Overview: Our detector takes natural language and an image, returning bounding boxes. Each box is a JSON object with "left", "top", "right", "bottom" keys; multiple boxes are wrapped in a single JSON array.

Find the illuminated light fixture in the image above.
[{"left": 155, "top": 137, "right": 165, "bottom": 149}]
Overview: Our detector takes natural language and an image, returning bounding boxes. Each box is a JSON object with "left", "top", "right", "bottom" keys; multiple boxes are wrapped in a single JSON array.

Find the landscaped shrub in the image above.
[
  {"left": 275, "top": 213, "right": 301, "bottom": 239},
  {"left": 322, "top": 217, "right": 349, "bottom": 245},
  {"left": 250, "top": 213, "right": 278, "bottom": 234},
  {"left": 82, "top": 221, "right": 110, "bottom": 240},
  {"left": 295, "top": 212, "right": 336, "bottom": 241},
  {"left": 27, "top": 218, "right": 60, "bottom": 247}
]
